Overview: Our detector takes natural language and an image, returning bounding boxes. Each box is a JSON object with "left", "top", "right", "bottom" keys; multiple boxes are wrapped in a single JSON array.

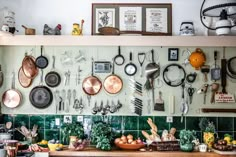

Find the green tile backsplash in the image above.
[{"left": 1, "top": 114, "right": 236, "bottom": 144}]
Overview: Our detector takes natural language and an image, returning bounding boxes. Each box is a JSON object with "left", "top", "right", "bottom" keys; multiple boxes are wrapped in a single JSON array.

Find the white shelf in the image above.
[{"left": 0, "top": 35, "right": 236, "bottom": 47}]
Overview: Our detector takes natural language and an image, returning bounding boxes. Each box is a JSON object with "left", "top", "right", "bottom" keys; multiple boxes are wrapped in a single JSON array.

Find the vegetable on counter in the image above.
[{"left": 91, "top": 122, "right": 114, "bottom": 151}]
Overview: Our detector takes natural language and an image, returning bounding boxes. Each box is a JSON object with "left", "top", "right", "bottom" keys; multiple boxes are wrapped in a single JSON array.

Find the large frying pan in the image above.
[
  {"left": 45, "top": 55, "right": 61, "bottom": 87},
  {"left": 18, "top": 67, "right": 32, "bottom": 88},
  {"left": 82, "top": 58, "right": 102, "bottom": 95},
  {"left": 2, "top": 72, "right": 22, "bottom": 108},
  {"left": 22, "top": 53, "right": 38, "bottom": 79},
  {"left": 104, "top": 60, "right": 123, "bottom": 94},
  {"left": 29, "top": 70, "right": 53, "bottom": 109}
]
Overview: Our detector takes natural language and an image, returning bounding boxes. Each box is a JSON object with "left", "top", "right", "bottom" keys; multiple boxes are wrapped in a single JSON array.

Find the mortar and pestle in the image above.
[{"left": 22, "top": 25, "right": 36, "bottom": 35}]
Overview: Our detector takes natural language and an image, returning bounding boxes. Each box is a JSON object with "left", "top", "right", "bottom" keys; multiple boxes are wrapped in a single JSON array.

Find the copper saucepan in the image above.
[
  {"left": 2, "top": 72, "right": 22, "bottom": 108},
  {"left": 22, "top": 53, "right": 38, "bottom": 79},
  {"left": 104, "top": 60, "right": 123, "bottom": 94},
  {"left": 18, "top": 67, "right": 32, "bottom": 88},
  {"left": 82, "top": 58, "right": 102, "bottom": 95}
]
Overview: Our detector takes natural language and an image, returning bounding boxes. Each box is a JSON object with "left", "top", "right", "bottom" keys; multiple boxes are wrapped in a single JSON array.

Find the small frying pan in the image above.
[
  {"left": 22, "top": 53, "right": 38, "bottom": 79},
  {"left": 45, "top": 55, "right": 61, "bottom": 87},
  {"left": 124, "top": 52, "right": 137, "bottom": 76},
  {"left": 104, "top": 60, "right": 123, "bottom": 94},
  {"left": 2, "top": 72, "right": 22, "bottom": 108},
  {"left": 18, "top": 67, "right": 32, "bottom": 88},
  {"left": 35, "top": 46, "right": 48, "bottom": 69},
  {"left": 114, "top": 46, "right": 125, "bottom": 66},
  {"left": 82, "top": 58, "right": 102, "bottom": 95},
  {"left": 29, "top": 70, "right": 53, "bottom": 109}
]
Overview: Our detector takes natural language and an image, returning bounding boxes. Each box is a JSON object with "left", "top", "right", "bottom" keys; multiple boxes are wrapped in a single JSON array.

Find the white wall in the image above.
[{"left": 0, "top": 0, "right": 206, "bottom": 35}]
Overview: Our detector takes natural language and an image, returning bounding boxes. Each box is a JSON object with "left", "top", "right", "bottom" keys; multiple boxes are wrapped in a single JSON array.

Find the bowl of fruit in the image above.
[
  {"left": 47, "top": 139, "right": 63, "bottom": 151},
  {"left": 114, "top": 134, "right": 145, "bottom": 150}
]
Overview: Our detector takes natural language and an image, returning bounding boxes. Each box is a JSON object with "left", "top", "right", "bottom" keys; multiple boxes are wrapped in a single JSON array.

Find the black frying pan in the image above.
[
  {"left": 29, "top": 70, "right": 53, "bottom": 109},
  {"left": 45, "top": 55, "right": 61, "bottom": 87},
  {"left": 124, "top": 52, "right": 137, "bottom": 76},
  {"left": 36, "top": 46, "right": 48, "bottom": 69},
  {"left": 114, "top": 46, "right": 125, "bottom": 66}
]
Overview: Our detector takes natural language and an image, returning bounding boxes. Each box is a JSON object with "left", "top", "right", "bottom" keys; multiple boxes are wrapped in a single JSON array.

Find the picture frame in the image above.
[
  {"left": 168, "top": 48, "right": 179, "bottom": 61},
  {"left": 92, "top": 3, "right": 172, "bottom": 35}
]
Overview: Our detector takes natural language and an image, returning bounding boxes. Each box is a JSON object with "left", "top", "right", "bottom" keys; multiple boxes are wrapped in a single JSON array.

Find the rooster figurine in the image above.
[{"left": 43, "top": 24, "right": 61, "bottom": 35}]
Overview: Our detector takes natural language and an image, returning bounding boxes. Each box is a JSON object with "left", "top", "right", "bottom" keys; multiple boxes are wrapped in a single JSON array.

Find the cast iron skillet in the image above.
[
  {"left": 124, "top": 52, "right": 137, "bottom": 76},
  {"left": 35, "top": 46, "right": 48, "bottom": 69},
  {"left": 29, "top": 70, "right": 53, "bottom": 109},
  {"left": 114, "top": 46, "right": 125, "bottom": 66},
  {"left": 45, "top": 55, "right": 61, "bottom": 87}
]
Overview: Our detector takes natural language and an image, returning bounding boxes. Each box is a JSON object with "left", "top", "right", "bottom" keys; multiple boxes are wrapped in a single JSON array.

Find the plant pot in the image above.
[
  {"left": 180, "top": 143, "right": 194, "bottom": 152},
  {"left": 203, "top": 132, "right": 215, "bottom": 148}
]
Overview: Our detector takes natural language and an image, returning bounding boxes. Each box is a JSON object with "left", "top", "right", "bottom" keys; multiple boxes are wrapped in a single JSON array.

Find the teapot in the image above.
[{"left": 179, "top": 22, "right": 195, "bottom": 36}]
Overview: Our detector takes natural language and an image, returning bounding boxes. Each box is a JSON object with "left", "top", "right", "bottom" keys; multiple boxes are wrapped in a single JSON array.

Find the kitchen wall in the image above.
[{"left": 0, "top": 0, "right": 217, "bottom": 36}]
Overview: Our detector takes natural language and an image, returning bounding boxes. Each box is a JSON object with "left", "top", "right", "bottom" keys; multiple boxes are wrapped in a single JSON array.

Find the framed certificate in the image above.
[{"left": 92, "top": 3, "right": 172, "bottom": 35}]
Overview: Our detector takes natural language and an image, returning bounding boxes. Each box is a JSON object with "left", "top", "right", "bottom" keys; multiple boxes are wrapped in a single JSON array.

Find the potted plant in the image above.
[
  {"left": 199, "top": 117, "right": 216, "bottom": 148},
  {"left": 61, "top": 122, "right": 85, "bottom": 145},
  {"left": 179, "top": 129, "right": 196, "bottom": 152}
]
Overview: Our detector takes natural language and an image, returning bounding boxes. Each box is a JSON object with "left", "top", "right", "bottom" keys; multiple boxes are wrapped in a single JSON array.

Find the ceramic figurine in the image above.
[
  {"left": 72, "top": 20, "right": 84, "bottom": 35},
  {"left": 43, "top": 24, "right": 61, "bottom": 35}
]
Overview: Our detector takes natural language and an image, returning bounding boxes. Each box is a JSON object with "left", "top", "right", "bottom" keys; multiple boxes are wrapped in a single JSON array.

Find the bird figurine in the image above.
[{"left": 43, "top": 24, "right": 61, "bottom": 35}]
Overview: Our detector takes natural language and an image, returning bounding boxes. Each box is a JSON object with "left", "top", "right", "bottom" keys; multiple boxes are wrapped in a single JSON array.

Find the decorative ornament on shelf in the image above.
[
  {"left": 200, "top": 0, "right": 236, "bottom": 36},
  {"left": 43, "top": 24, "right": 61, "bottom": 35},
  {"left": 72, "top": 20, "right": 84, "bottom": 35}
]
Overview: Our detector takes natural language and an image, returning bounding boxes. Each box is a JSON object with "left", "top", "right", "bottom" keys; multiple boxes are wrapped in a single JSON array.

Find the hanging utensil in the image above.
[
  {"left": 2, "top": 72, "right": 22, "bottom": 108},
  {"left": 124, "top": 52, "right": 137, "bottom": 76},
  {"left": 210, "top": 83, "right": 219, "bottom": 104},
  {"left": 29, "top": 70, "right": 53, "bottom": 109},
  {"left": 211, "top": 51, "right": 221, "bottom": 81},
  {"left": 22, "top": 53, "right": 38, "bottom": 79},
  {"left": 104, "top": 59, "right": 123, "bottom": 94},
  {"left": 138, "top": 52, "right": 146, "bottom": 77},
  {"left": 45, "top": 55, "right": 61, "bottom": 87},
  {"left": 221, "top": 47, "right": 227, "bottom": 93},
  {"left": 0, "top": 65, "right": 3, "bottom": 88},
  {"left": 180, "top": 83, "right": 188, "bottom": 123},
  {"left": 201, "top": 65, "right": 210, "bottom": 82},
  {"left": 35, "top": 46, "right": 48, "bottom": 69},
  {"left": 114, "top": 46, "right": 125, "bottom": 66},
  {"left": 154, "top": 91, "right": 164, "bottom": 111},
  {"left": 18, "top": 67, "right": 32, "bottom": 88},
  {"left": 82, "top": 58, "right": 102, "bottom": 95}
]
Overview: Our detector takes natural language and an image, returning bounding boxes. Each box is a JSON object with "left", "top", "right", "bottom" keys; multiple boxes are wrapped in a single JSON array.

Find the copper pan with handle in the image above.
[
  {"left": 22, "top": 53, "right": 38, "bottom": 79},
  {"left": 104, "top": 59, "right": 123, "bottom": 94},
  {"left": 2, "top": 72, "right": 22, "bottom": 108},
  {"left": 82, "top": 58, "right": 102, "bottom": 95},
  {"left": 18, "top": 67, "right": 32, "bottom": 88}
]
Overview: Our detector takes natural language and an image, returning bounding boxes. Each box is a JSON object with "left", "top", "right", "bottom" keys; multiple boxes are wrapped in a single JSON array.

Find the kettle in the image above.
[{"left": 179, "top": 22, "right": 195, "bottom": 36}]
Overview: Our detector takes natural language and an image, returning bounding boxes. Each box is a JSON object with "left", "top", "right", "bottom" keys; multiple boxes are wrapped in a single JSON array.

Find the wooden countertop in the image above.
[{"left": 49, "top": 147, "right": 235, "bottom": 157}]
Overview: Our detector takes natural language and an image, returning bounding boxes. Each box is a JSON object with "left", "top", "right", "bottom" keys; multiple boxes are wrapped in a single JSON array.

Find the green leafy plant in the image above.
[
  {"left": 61, "top": 122, "right": 84, "bottom": 145},
  {"left": 199, "top": 117, "right": 216, "bottom": 133},
  {"left": 91, "top": 122, "right": 113, "bottom": 151},
  {"left": 179, "top": 129, "right": 196, "bottom": 145}
]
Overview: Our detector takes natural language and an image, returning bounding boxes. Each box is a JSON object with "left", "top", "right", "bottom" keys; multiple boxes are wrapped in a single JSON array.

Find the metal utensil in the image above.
[
  {"left": 138, "top": 52, "right": 146, "bottom": 77},
  {"left": 211, "top": 51, "right": 221, "bottom": 81}
]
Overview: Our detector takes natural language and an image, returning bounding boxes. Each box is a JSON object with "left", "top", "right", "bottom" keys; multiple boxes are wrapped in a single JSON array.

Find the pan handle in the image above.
[
  {"left": 11, "top": 72, "right": 15, "bottom": 89},
  {"left": 41, "top": 45, "right": 43, "bottom": 56},
  {"left": 129, "top": 52, "right": 132, "bottom": 61},
  {"left": 151, "top": 49, "right": 154, "bottom": 63},
  {"left": 22, "top": 25, "right": 27, "bottom": 29},
  {"left": 52, "top": 55, "right": 56, "bottom": 69}
]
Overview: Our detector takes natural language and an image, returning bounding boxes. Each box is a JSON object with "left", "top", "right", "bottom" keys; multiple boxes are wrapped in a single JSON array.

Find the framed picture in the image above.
[
  {"left": 92, "top": 3, "right": 172, "bottom": 35},
  {"left": 168, "top": 48, "right": 179, "bottom": 61}
]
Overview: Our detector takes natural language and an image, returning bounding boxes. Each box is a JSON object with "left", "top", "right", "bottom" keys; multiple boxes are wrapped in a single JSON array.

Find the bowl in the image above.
[
  {"left": 48, "top": 143, "right": 63, "bottom": 151},
  {"left": 115, "top": 143, "right": 145, "bottom": 150}
]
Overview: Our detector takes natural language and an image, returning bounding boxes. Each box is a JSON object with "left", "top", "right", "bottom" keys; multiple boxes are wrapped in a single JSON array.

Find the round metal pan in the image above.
[
  {"left": 35, "top": 46, "right": 48, "bottom": 69},
  {"left": 104, "top": 60, "right": 123, "bottom": 94},
  {"left": 45, "top": 56, "right": 61, "bottom": 87},
  {"left": 227, "top": 56, "right": 236, "bottom": 75},
  {"left": 18, "top": 67, "right": 32, "bottom": 88},
  {"left": 2, "top": 72, "right": 22, "bottom": 108},
  {"left": 82, "top": 58, "right": 102, "bottom": 95},
  {"left": 22, "top": 54, "right": 38, "bottom": 79},
  {"left": 124, "top": 52, "right": 137, "bottom": 76},
  {"left": 114, "top": 46, "right": 125, "bottom": 66},
  {"left": 29, "top": 70, "right": 53, "bottom": 109}
]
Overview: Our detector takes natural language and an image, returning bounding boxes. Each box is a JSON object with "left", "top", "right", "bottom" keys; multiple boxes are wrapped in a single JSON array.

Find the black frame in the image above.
[{"left": 168, "top": 48, "right": 179, "bottom": 61}]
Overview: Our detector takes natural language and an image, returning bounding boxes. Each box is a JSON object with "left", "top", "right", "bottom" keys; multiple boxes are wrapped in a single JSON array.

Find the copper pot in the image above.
[
  {"left": 18, "top": 67, "right": 32, "bottom": 88},
  {"left": 22, "top": 53, "right": 38, "bottom": 79},
  {"left": 82, "top": 58, "right": 102, "bottom": 95}
]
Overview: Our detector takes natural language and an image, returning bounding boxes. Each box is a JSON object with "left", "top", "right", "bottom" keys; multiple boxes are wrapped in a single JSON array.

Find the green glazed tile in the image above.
[
  {"left": 110, "top": 116, "right": 122, "bottom": 130},
  {"left": 92, "top": 115, "right": 104, "bottom": 123},
  {"left": 3, "top": 114, "right": 14, "bottom": 124},
  {"left": 170, "top": 116, "right": 185, "bottom": 130},
  {"left": 29, "top": 115, "right": 45, "bottom": 129},
  {"left": 217, "top": 131, "right": 233, "bottom": 139},
  {"left": 139, "top": 116, "right": 152, "bottom": 130},
  {"left": 234, "top": 132, "right": 236, "bottom": 139},
  {"left": 45, "top": 115, "right": 62, "bottom": 129},
  {"left": 218, "top": 117, "right": 233, "bottom": 131},
  {"left": 186, "top": 117, "right": 200, "bottom": 131},
  {"left": 37, "top": 129, "right": 45, "bottom": 142},
  {"left": 154, "top": 116, "right": 169, "bottom": 131},
  {"left": 123, "top": 116, "right": 138, "bottom": 130},
  {"left": 113, "top": 130, "right": 122, "bottom": 138},
  {"left": 174, "top": 131, "right": 180, "bottom": 139},
  {"left": 14, "top": 114, "right": 29, "bottom": 128},
  {"left": 45, "top": 129, "right": 60, "bottom": 141},
  {"left": 234, "top": 118, "right": 236, "bottom": 132},
  {"left": 123, "top": 131, "right": 138, "bottom": 139},
  {"left": 195, "top": 131, "right": 202, "bottom": 143}
]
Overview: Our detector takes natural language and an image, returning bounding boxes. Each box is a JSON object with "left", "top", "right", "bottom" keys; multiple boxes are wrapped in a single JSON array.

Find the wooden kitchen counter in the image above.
[{"left": 49, "top": 147, "right": 235, "bottom": 157}]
